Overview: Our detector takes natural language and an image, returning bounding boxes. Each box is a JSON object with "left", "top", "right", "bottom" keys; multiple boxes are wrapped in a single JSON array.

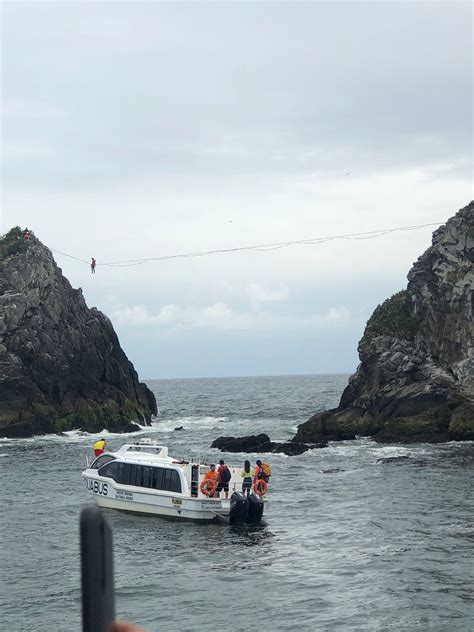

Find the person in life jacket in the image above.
[
  {"left": 203, "top": 464, "right": 218, "bottom": 497},
  {"left": 254, "top": 459, "right": 271, "bottom": 483},
  {"left": 216, "top": 459, "right": 231, "bottom": 499},
  {"left": 93, "top": 438, "right": 106, "bottom": 457},
  {"left": 240, "top": 460, "right": 255, "bottom": 496},
  {"left": 90, "top": 257, "right": 96, "bottom": 274}
]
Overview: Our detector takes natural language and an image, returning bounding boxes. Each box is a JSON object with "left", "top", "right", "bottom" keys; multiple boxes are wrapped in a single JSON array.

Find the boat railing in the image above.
[{"left": 198, "top": 477, "right": 270, "bottom": 498}]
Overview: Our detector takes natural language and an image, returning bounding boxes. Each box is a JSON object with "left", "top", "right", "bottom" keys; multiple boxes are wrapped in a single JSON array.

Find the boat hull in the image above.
[
  {"left": 94, "top": 495, "right": 225, "bottom": 522},
  {"left": 83, "top": 475, "right": 229, "bottom": 522}
]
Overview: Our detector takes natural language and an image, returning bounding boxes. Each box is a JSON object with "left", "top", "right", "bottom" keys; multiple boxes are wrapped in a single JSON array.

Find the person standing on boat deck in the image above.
[
  {"left": 93, "top": 438, "right": 106, "bottom": 457},
  {"left": 241, "top": 460, "right": 254, "bottom": 495},
  {"left": 203, "top": 464, "right": 218, "bottom": 497},
  {"left": 216, "top": 459, "right": 231, "bottom": 499},
  {"left": 254, "top": 459, "right": 270, "bottom": 483}
]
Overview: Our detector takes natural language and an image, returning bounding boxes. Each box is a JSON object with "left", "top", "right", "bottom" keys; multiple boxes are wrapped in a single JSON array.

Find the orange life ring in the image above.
[
  {"left": 200, "top": 478, "right": 218, "bottom": 496},
  {"left": 253, "top": 479, "right": 268, "bottom": 496}
]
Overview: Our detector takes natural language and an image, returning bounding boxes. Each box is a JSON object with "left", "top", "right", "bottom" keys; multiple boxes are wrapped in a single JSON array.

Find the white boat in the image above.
[{"left": 81, "top": 438, "right": 266, "bottom": 523}]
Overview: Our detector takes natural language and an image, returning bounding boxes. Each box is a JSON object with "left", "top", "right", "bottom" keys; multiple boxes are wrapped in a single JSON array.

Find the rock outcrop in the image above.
[
  {"left": 296, "top": 202, "right": 474, "bottom": 444},
  {"left": 0, "top": 227, "right": 157, "bottom": 437},
  {"left": 211, "top": 433, "right": 327, "bottom": 455},
  {"left": 292, "top": 410, "right": 355, "bottom": 444}
]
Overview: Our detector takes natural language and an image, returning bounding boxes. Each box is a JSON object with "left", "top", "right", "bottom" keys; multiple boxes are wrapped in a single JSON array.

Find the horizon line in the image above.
[{"left": 143, "top": 371, "right": 353, "bottom": 381}]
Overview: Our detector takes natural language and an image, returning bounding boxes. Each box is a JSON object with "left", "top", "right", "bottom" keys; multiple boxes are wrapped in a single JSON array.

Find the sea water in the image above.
[{"left": 1, "top": 375, "right": 472, "bottom": 631}]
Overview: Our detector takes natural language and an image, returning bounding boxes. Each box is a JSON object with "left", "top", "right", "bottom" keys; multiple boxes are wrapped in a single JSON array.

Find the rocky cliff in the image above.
[
  {"left": 0, "top": 227, "right": 157, "bottom": 437},
  {"left": 295, "top": 202, "right": 473, "bottom": 444}
]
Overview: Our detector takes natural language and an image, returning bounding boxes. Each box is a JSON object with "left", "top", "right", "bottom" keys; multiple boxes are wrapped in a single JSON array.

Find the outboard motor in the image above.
[
  {"left": 246, "top": 492, "right": 264, "bottom": 524},
  {"left": 229, "top": 491, "right": 248, "bottom": 524}
]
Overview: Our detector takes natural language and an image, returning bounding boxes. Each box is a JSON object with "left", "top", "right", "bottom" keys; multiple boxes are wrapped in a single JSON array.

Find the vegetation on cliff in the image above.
[
  {"left": 362, "top": 290, "right": 418, "bottom": 342},
  {"left": 0, "top": 227, "right": 28, "bottom": 260}
]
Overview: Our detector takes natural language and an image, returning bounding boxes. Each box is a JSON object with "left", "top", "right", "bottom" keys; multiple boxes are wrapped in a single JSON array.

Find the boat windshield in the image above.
[{"left": 91, "top": 454, "right": 116, "bottom": 469}]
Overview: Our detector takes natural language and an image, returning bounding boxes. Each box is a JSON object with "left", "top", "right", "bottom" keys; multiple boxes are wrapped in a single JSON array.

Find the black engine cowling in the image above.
[
  {"left": 229, "top": 491, "right": 248, "bottom": 524},
  {"left": 246, "top": 493, "right": 264, "bottom": 524}
]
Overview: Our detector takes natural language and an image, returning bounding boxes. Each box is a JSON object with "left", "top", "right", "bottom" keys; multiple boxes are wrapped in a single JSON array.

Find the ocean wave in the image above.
[{"left": 149, "top": 415, "right": 229, "bottom": 433}]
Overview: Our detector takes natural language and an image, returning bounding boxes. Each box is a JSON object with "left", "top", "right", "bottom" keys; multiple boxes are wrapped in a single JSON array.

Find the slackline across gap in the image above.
[{"left": 50, "top": 221, "right": 442, "bottom": 269}]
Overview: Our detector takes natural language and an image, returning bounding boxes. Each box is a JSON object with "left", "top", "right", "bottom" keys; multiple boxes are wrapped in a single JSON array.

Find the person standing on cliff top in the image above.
[
  {"left": 90, "top": 257, "right": 96, "bottom": 274},
  {"left": 23, "top": 228, "right": 30, "bottom": 242}
]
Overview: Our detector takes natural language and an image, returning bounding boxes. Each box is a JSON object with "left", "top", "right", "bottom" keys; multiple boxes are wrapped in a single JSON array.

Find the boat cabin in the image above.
[{"left": 88, "top": 440, "right": 241, "bottom": 498}]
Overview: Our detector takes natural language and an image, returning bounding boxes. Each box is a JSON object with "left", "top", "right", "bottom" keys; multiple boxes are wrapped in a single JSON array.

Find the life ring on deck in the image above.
[
  {"left": 200, "top": 479, "right": 218, "bottom": 496},
  {"left": 253, "top": 479, "right": 268, "bottom": 496}
]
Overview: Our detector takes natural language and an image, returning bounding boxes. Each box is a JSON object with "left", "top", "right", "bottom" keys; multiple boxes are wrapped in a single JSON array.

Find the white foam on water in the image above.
[
  {"left": 267, "top": 451, "right": 290, "bottom": 458},
  {"left": 305, "top": 437, "right": 443, "bottom": 463},
  {"left": 149, "top": 415, "right": 229, "bottom": 433}
]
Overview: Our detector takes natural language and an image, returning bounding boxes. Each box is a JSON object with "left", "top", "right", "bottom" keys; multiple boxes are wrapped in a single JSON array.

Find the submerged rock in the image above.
[
  {"left": 0, "top": 227, "right": 157, "bottom": 437},
  {"left": 273, "top": 441, "right": 328, "bottom": 455},
  {"left": 376, "top": 456, "right": 410, "bottom": 464},
  {"left": 376, "top": 456, "right": 427, "bottom": 466},
  {"left": 297, "top": 202, "right": 474, "bottom": 444}
]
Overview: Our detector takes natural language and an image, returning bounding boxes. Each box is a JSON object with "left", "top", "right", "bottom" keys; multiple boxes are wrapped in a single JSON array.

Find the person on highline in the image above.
[{"left": 90, "top": 257, "right": 96, "bottom": 274}]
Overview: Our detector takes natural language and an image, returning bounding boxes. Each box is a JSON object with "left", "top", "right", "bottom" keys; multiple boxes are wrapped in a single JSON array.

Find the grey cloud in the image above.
[
  {"left": 2, "top": 2, "right": 472, "bottom": 191},
  {"left": 2, "top": 2, "right": 472, "bottom": 378}
]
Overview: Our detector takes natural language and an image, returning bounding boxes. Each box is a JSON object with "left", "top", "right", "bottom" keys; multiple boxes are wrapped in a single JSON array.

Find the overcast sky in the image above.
[{"left": 1, "top": 2, "right": 472, "bottom": 379}]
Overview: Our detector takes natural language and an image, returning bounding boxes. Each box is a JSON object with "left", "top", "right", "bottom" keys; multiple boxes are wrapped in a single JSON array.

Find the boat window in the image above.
[
  {"left": 91, "top": 455, "right": 115, "bottom": 470},
  {"left": 161, "top": 468, "right": 181, "bottom": 493},
  {"left": 122, "top": 463, "right": 132, "bottom": 485},
  {"left": 162, "top": 468, "right": 172, "bottom": 491},
  {"left": 142, "top": 466, "right": 154, "bottom": 489},
  {"left": 152, "top": 467, "right": 164, "bottom": 490},
  {"left": 97, "top": 462, "right": 181, "bottom": 493},
  {"left": 169, "top": 470, "right": 181, "bottom": 493},
  {"left": 149, "top": 466, "right": 181, "bottom": 493},
  {"left": 115, "top": 462, "right": 125, "bottom": 484},
  {"left": 98, "top": 461, "right": 119, "bottom": 480},
  {"left": 132, "top": 465, "right": 143, "bottom": 487}
]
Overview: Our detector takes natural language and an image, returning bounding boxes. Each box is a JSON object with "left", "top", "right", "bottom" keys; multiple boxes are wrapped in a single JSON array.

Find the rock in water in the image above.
[
  {"left": 210, "top": 433, "right": 327, "bottom": 455},
  {"left": 0, "top": 228, "right": 157, "bottom": 437},
  {"left": 211, "top": 434, "right": 274, "bottom": 452},
  {"left": 292, "top": 410, "right": 355, "bottom": 444},
  {"left": 376, "top": 456, "right": 410, "bottom": 464},
  {"left": 296, "top": 202, "right": 474, "bottom": 444}
]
